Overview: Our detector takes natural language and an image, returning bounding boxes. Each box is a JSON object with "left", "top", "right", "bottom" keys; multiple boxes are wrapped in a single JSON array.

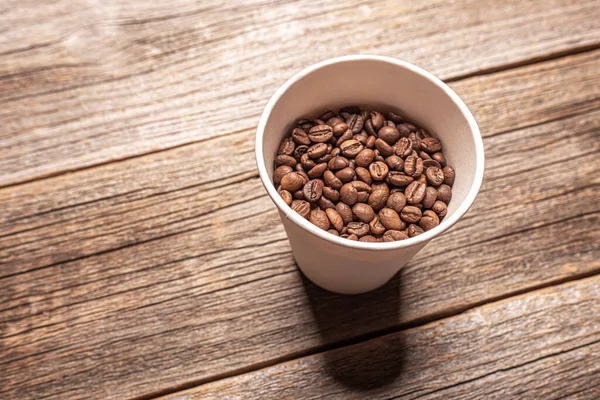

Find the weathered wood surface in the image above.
[
  {"left": 1, "top": 0, "right": 600, "bottom": 187},
  {"left": 167, "top": 276, "right": 600, "bottom": 400},
  {"left": 1, "top": 52, "right": 599, "bottom": 398}
]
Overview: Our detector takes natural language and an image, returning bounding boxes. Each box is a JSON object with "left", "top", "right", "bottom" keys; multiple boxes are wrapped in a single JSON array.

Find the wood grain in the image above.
[
  {"left": 1, "top": 0, "right": 600, "bottom": 186},
  {"left": 166, "top": 276, "right": 600, "bottom": 400}
]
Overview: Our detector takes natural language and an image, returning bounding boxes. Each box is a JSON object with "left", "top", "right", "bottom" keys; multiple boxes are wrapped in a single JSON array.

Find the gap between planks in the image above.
[
  {"left": 131, "top": 259, "right": 600, "bottom": 400},
  {"left": 1, "top": 44, "right": 600, "bottom": 192}
]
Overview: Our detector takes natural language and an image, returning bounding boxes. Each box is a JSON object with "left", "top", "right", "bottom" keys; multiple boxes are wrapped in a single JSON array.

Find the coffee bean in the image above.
[
  {"left": 340, "top": 139, "right": 364, "bottom": 158},
  {"left": 405, "top": 181, "right": 427, "bottom": 204},
  {"left": 293, "top": 189, "right": 305, "bottom": 200},
  {"left": 422, "top": 186, "right": 438, "bottom": 209},
  {"left": 419, "top": 210, "right": 440, "bottom": 231},
  {"left": 326, "top": 208, "right": 344, "bottom": 232},
  {"left": 355, "top": 148, "right": 375, "bottom": 167},
  {"left": 331, "top": 147, "right": 341, "bottom": 157},
  {"left": 348, "top": 159, "right": 356, "bottom": 170},
  {"left": 333, "top": 122, "right": 349, "bottom": 137},
  {"left": 432, "top": 200, "right": 448, "bottom": 217},
  {"left": 291, "top": 128, "right": 311, "bottom": 146},
  {"left": 353, "top": 203, "right": 375, "bottom": 223},
  {"left": 369, "top": 161, "right": 389, "bottom": 181},
  {"left": 369, "top": 217, "right": 386, "bottom": 235},
  {"left": 340, "top": 183, "right": 358, "bottom": 205},
  {"left": 397, "top": 124, "right": 411, "bottom": 137},
  {"left": 423, "top": 159, "right": 441, "bottom": 169},
  {"left": 426, "top": 166, "right": 445, "bottom": 187},
  {"left": 275, "top": 155, "right": 297, "bottom": 168},
  {"left": 442, "top": 165, "right": 455, "bottom": 186},
  {"left": 366, "top": 135, "right": 377, "bottom": 149},
  {"left": 300, "top": 153, "right": 316, "bottom": 171},
  {"left": 370, "top": 111, "right": 385, "bottom": 130},
  {"left": 327, "top": 117, "right": 343, "bottom": 127},
  {"left": 420, "top": 137, "right": 442, "bottom": 153},
  {"left": 303, "top": 179, "right": 324, "bottom": 202},
  {"left": 336, "top": 202, "right": 354, "bottom": 225},
  {"left": 294, "top": 145, "right": 309, "bottom": 161},
  {"left": 354, "top": 134, "right": 367, "bottom": 146},
  {"left": 322, "top": 187, "right": 339, "bottom": 202},
  {"left": 351, "top": 180, "right": 373, "bottom": 193},
  {"left": 395, "top": 137, "right": 413, "bottom": 158},
  {"left": 432, "top": 152, "right": 447, "bottom": 167},
  {"left": 336, "top": 129, "right": 353, "bottom": 146},
  {"left": 308, "top": 125, "right": 334, "bottom": 143},
  {"left": 387, "top": 111, "right": 404, "bottom": 123},
  {"left": 319, "top": 110, "right": 336, "bottom": 121},
  {"left": 310, "top": 208, "right": 330, "bottom": 230},
  {"left": 347, "top": 114, "right": 365, "bottom": 134},
  {"left": 274, "top": 165, "right": 293, "bottom": 185},
  {"left": 359, "top": 235, "right": 378, "bottom": 242},
  {"left": 355, "top": 167, "right": 373, "bottom": 185},
  {"left": 328, "top": 229, "right": 340, "bottom": 236},
  {"left": 278, "top": 137, "right": 295, "bottom": 155},
  {"left": 408, "top": 132, "right": 420, "bottom": 150},
  {"left": 386, "top": 155, "right": 404, "bottom": 171},
  {"left": 378, "top": 126, "right": 400, "bottom": 145},
  {"left": 307, "top": 163, "right": 328, "bottom": 179},
  {"left": 335, "top": 167, "right": 355, "bottom": 183},
  {"left": 437, "top": 184, "right": 452, "bottom": 203},
  {"left": 296, "top": 170, "right": 309, "bottom": 184},
  {"left": 356, "top": 191, "right": 369, "bottom": 203},
  {"left": 280, "top": 172, "right": 305, "bottom": 192},
  {"left": 383, "top": 230, "right": 408, "bottom": 241},
  {"left": 387, "top": 171, "right": 414, "bottom": 187},
  {"left": 400, "top": 205, "right": 422, "bottom": 223},
  {"left": 315, "top": 152, "right": 333, "bottom": 164},
  {"left": 368, "top": 185, "right": 389, "bottom": 211},
  {"left": 291, "top": 200, "right": 310, "bottom": 218},
  {"left": 324, "top": 170, "right": 343, "bottom": 190},
  {"left": 278, "top": 189, "right": 293, "bottom": 206},
  {"left": 378, "top": 208, "right": 403, "bottom": 230},
  {"left": 417, "top": 174, "right": 427, "bottom": 184},
  {"left": 407, "top": 224, "right": 424, "bottom": 237},
  {"left": 327, "top": 156, "right": 348, "bottom": 171},
  {"left": 307, "top": 143, "right": 328, "bottom": 159},
  {"left": 347, "top": 233, "right": 359, "bottom": 240},
  {"left": 347, "top": 221, "right": 369, "bottom": 237},
  {"left": 364, "top": 119, "right": 377, "bottom": 136},
  {"left": 386, "top": 192, "right": 406, "bottom": 212},
  {"left": 405, "top": 122, "right": 418, "bottom": 132},
  {"left": 373, "top": 149, "right": 384, "bottom": 162},
  {"left": 419, "top": 151, "right": 431, "bottom": 160},
  {"left": 375, "top": 138, "right": 394, "bottom": 157}
]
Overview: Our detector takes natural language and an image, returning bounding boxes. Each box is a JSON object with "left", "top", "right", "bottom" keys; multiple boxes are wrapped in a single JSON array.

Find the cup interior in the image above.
[{"left": 257, "top": 56, "right": 483, "bottom": 248}]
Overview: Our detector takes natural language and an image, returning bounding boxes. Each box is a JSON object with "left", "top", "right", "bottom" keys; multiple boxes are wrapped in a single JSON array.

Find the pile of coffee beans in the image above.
[{"left": 274, "top": 106, "right": 455, "bottom": 242}]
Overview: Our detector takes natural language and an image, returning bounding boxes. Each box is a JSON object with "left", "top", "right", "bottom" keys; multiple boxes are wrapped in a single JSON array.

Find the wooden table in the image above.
[{"left": 1, "top": 1, "right": 599, "bottom": 399}]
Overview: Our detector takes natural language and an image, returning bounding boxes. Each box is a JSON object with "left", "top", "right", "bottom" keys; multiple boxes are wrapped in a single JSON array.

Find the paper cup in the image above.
[{"left": 256, "top": 56, "right": 484, "bottom": 294}]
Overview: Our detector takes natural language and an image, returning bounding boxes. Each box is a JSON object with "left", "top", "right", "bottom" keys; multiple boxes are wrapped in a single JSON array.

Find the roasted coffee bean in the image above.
[
  {"left": 303, "top": 179, "right": 324, "bottom": 202},
  {"left": 319, "top": 110, "right": 336, "bottom": 121},
  {"left": 326, "top": 208, "right": 344, "bottom": 232},
  {"left": 400, "top": 205, "right": 422, "bottom": 223},
  {"left": 347, "top": 221, "right": 370, "bottom": 237},
  {"left": 369, "top": 161, "right": 389, "bottom": 181},
  {"left": 407, "top": 224, "right": 424, "bottom": 237},
  {"left": 369, "top": 182, "right": 390, "bottom": 211},
  {"left": 347, "top": 114, "right": 365, "bottom": 134},
  {"left": 278, "top": 189, "right": 293, "bottom": 206},
  {"left": 387, "top": 171, "right": 414, "bottom": 187},
  {"left": 396, "top": 137, "right": 413, "bottom": 158},
  {"left": 404, "top": 155, "right": 417, "bottom": 177},
  {"left": 340, "top": 183, "right": 358, "bottom": 205},
  {"left": 313, "top": 119, "right": 327, "bottom": 126},
  {"left": 420, "top": 137, "right": 442, "bottom": 153},
  {"left": 294, "top": 145, "right": 309, "bottom": 160},
  {"left": 355, "top": 148, "right": 375, "bottom": 167},
  {"left": 307, "top": 143, "right": 328, "bottom": 159},
  {"left": 301, "top": 153, "right": 317, "bottom": 170},
  {"left": 354, "top": 134, "right": 368, "bottom": 146},
  {"left": 386, "top": 191, "right": 406, "bottom": 212},
  {"left": 278, "top": 137, "right": 295, "bottom": 155},
  {"left": 331, "top": 147, "right": 341, "bottom": 157},
  {"left": 423, "top": 159, "right": 441, "bottom": 169},
  {"left": 296, "top": 170, "right": 309, "bottom": 184},
  {"left": 405, "top": 181, "right": 427, "bottom": 204},
  {"left": 308, "top": 125, "right": 334, "bottom": 143},
  {"left": 323, "top": 170, "right": 343, "bottom": 190},
  {"left": 310, "top": 208, "right": 330, "bottom": 230},
  {"left": 340, "top": 139, "right": 364, "bottom": 158},
  {"left": 336, "top": 129, "right": 353, "bottom": 146},
  {"left": 347, "top": 233, "right": 359, "bottom": 240},
  {"left": 356, "top": 191, "right": 369, "bottom": 203},
  {"left": 422, "top": 186, "right": 438, "bottom": 209},
  {"left": 408, "top": 132, "right": 420, "bottom": 150},
  {"left": 328, "top": 229, "right": 340, "bottom": 236},
  {"left": 327, "top": 156, "right": 348, "bottom": 171},
  {"left": 437, "top": 184, "right": 452, "bottom": 203},
  {"left": 373, "top": 149, "right": 384, "bottom": 161},
  {"left": 386, "top": 155, "right": 404, "bottom": 171},
  {"left": 387, "top": 111, "right": 404, "bottom": 123},
  {"left": 336, "top": 202, "right": 354, "bottom": 225},
  {"left": 432, "top": 152, "right": 447, "bottom": 167},
  {"left": 370, "top": 111, "right": 385, "bottom": 130},
  {"left": 419, "top": 151, "right": 431, "bottom": 160},
  {"left": 353, "top": 203, "right": 375, "bottom": 223},
  {"left": 383, "top": 230, "right": 409, "bottom": 241},
  {"left": 375, "top": 138, "right": 394, "bottom": 157},
  {"left": 318, "top": 196, "right": 335, "bottom": 210},
  {"left": 335, "top": 167, "right": 355, "bottom": 183},
  {"left": 366, "top": 135, "right": 377, "bottom": 149},
  {"left": 420, "top": 210, "right": 440, "bottom": 231},
  {"left": 359, "top": 110, "right": 370, "bottom": 120},
  {"left": 333, "top": 122, "right": 349, "bottom": 137},
  {"left": 355, "top": 167, "right": 373, "bottom": 184},
  {"left": 358, "top": 235, "right": 377, "bottom": 242},
  {"left": 293, "top": 189, "right": 305, "bottom": 200},
  {"left": 432, "top": 200, "right": 448, "bottom": 217},
  {"left": 443, "top": 165, "right": 455, "bottom": 186},
  {"left": 417, "top": 173, "right": 427, "bottom": 184},
  {"left": 364, "top": 119, "right": 377, "bottom": 136},
  {"left": 426, "top": 166, "right": 445, "bottom": 186},
  {"left": 280, "top": 172, "right": 305, "bottom": 192},
  {"left": 397, "top": 123, "right": 411, "bottom": 137},
  {"left": 322, "top": 186, "right": 340, "bottom": 202},
  {"left": 379, "top": 208, "right": 404, "bottom": 230},
  {"left": 378, "top": 126, "right": 400, "bottom": 145},
  {"left": 327, "top": 117, "right": 343, "bottom": 127},
  {"left": 405, "top": 122, "right": 418, "bottom": 132},
  {"left": 274, "top": 165, "right": 293, "bottom": 185},
  {"left": 275, "top": 155, "right": 297, "bottom": 168},
  {"left": 308, "top": 163, "right": 328, "bottom": 179},
  {"left": 291, "top": 200, "right": 310, "bottom": 218},
  {"left": 351, "top": 180, "right": 373, "bottom": 193},
  {"left": 369, "top": 217, "right": 387, "bottom": 235},
  {"left": 315, "top": 152, "right": 333, "bottom": 164},
  {"left": 291, "top": 128, "right": 311, "bottom": 145}
]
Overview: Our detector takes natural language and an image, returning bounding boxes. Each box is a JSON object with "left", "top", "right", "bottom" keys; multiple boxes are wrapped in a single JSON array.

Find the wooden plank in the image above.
[
  {"left": 2, "top": 51, "right": 599, "bottom": 276},
  {"left": 1, "top": 114, "right": 598, "bottom": 398},
  {"left": 1, "top": 0, "right": 600, "bottom": 186},
  {"left": 166, "top": 276, "right": 600, "bottom": 400}
]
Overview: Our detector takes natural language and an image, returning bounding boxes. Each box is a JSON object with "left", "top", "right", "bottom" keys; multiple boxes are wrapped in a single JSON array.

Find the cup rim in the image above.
[{"left": 256, "top": 55, "right": 484, "bottom": 251}]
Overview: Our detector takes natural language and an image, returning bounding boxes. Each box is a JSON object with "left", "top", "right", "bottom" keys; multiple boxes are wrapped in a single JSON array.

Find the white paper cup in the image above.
[{"left": 256, "top": 56, "right": 484, "bottom": 294}]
